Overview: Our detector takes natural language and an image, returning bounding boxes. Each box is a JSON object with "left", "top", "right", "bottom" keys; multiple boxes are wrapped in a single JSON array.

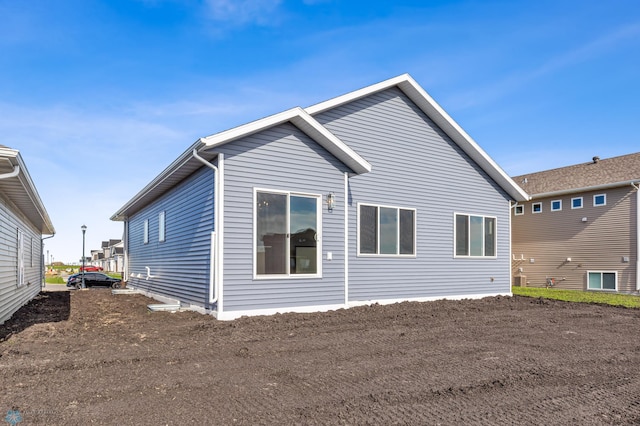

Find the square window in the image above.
[
  {"left": 551, "top": 200, "right": 562, "bottom": 211},
  {"left": 532, "top": 203, "right": 542, "bottom": 214},
  {"left": 571, "top": 197, "right": 583, "bottom": 209},
  {"left": 593, "top": 194, "right": 606, "bottom": 206},
  {"left": 514, "top": 205, "right": 524, "bottom": 216}
]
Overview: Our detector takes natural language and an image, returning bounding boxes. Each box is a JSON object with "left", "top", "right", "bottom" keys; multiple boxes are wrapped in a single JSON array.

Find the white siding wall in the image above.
[{"left": 0, "top": 196, "right": 43, "bottom": 324}]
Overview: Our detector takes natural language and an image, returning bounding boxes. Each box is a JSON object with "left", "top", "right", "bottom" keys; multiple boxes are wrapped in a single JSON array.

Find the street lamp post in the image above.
[{"left": 81, "top": 224, "right": 87, "bottom": 289}]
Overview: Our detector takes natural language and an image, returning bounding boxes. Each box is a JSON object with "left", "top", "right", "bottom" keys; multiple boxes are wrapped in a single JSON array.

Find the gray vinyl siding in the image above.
[
  {"left": 219, "top": 122, "right": 349, "bottom": 313},
  {"left": 512, "top": 186, "right": 637, "bottom": 292},
  {"left": 0, "top": 195, "right": 43, "bottom": 324},
  {"left": 314, "top": 87, "right": 513, "bottom": 301},
  {"left": 127, "top": 166, "right": 214, "bottom": 306}
]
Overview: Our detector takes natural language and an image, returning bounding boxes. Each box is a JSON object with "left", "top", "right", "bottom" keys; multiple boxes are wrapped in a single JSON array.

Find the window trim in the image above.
[
  {"left": 593, "top": 193, "right": 607, "bottom": 207},
  {"left": 587, "top": 270, "right": 617, "bottom": 291},
  {"left": 143, "top": 219, "right": 149, "bottom": 244},
  {"left": 550, "top": 200, "right": 562, "bottom": 212},
  {"left": 514, "top": 205, "right": 524, "bottom": 216},
  {"left": 532, "top": 202, "right": 542, "bottom": 214},
  {"left": 253, "top": 188, "right": 323, "bottom": 280},
  {"left": 158, "top": 211, "right": 166, "bottom": 242},
  {"left": 356, "top": 203, "right": 417, "bottom": 257},
  {"left": 571, "top": 197, "right": 583, "bottom": 209},
  {"left": 453, "top": 213, "right": 498, "bottom": 259}
]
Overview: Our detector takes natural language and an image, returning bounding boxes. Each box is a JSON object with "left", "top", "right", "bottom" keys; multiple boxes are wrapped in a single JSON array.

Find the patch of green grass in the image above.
[
  {"left": 512, "top": 286, "right": 640, "bottom": 308},
  {"left": 45, "top": 276, "right": 66, "bottom": 284}
]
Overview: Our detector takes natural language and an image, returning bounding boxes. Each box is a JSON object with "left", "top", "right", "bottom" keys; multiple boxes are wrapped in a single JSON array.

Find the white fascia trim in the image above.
[
  {"left": 200, "top": 107, "right": 371, "bottom": 175},
  {"left": 0, "top": 148, "right": 55, "bottom": 234},
  {"left": 306, "top": 74, "right": 529, "bottom": 203},
  {"left": 531, "top": 179, "right": 640, "bottom": 199}
]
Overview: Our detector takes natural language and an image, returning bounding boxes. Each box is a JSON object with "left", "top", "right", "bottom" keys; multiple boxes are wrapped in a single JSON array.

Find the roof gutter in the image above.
[
  {"left": 0, "top": 165, "right": 20, "bottom": 180},
  {"left": 530, "top": 179, "right": 640, "bottom": 199}
]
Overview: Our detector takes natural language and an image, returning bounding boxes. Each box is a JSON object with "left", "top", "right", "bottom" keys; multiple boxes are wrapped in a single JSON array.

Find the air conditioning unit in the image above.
[{"left": 513, "top": 275, "right": 527, "bottom": 287}]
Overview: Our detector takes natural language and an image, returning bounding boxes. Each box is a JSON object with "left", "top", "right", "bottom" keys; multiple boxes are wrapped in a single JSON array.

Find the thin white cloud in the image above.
[{"left": 203, "top": 0, "right": 282, "bottom": 26}]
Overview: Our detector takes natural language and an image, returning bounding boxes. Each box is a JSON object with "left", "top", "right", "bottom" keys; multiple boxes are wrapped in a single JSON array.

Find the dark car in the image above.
[{"left": 67, "top": 272, "right": 121, "bottom": 289}]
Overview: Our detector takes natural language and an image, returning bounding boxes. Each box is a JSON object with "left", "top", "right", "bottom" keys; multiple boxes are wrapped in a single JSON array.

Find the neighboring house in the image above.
[
  {"left": 512, "top": 153, "right": 639, "bottom": 292},
  {"left": 111, "top": 74, "right": 529, "bottom": 320},
  {"left": 89, "top": 239, "right": 124, "bottom": 273},
  {"left": 0, "top": 145, "right": 55, "bottom": 324}
]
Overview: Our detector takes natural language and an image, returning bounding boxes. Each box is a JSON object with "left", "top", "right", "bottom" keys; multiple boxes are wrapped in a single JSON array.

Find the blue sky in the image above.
[{"left": 1, "top": 0, "right": 639, "bottom": 263}]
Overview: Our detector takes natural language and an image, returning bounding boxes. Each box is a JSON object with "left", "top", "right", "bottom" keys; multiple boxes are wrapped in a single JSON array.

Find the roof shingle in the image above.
[{"left": 512, "top": 152, "right": 640, "bottom": 195}]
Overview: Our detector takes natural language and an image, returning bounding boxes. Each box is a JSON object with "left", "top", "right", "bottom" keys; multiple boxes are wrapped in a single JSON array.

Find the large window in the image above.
[
  {"left": 255, "top": 190, "right": 321, "bottom": 277},
  {"left": 358, "top": 204, "right": 415, "bottom": 256},
  {"left": 588, "top": 271, "right": 616, "bottom": 291},
  {"left": 455, "top": 214, "right": 496, "bottom": 258}
]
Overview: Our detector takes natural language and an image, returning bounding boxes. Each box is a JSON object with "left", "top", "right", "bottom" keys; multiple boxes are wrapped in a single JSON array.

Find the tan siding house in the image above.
[{"left": 512, "top": 153, "right": 639, "bottom": 293}]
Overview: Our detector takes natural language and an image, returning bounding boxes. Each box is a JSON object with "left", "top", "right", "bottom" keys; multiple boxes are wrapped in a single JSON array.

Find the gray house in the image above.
[
  {"left": 0, "top": 146, "right": 55, "bottom": 324},
  {"left": 112, "top": 74, "right": 529, "bottom": 320}
]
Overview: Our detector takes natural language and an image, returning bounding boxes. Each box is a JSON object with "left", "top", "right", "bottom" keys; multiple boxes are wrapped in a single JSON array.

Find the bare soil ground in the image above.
[{"left": 2, "top": 289, "right": 640, "bottom": 425}]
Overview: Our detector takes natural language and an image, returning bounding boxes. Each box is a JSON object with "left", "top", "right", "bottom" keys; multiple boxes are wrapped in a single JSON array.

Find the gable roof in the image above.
[
  {"left": 306, "top": 74, "right": 529, "bottom": 202},
  {"left": 0, "top": 146, "right": 55, "bottom": 234},
  {"left": 513, "top": 152, "right": 640, "bottom": 197},
  {"left": 199, "top": 107, "right": 372, "bottom": 175},
  {"left": 113, "top": 74, "right": 529, "bottom": 221}
]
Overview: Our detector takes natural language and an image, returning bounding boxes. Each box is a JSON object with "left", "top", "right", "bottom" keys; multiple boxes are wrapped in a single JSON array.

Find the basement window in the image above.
[{"left": 587, "top": 271, "right": 616, "bottom": 291}]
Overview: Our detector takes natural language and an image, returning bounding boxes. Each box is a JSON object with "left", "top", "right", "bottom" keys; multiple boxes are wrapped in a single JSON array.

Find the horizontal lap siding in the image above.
[
  {"left": 315, "top": 87, "right": 512, "bottom": 301},
  {"left": 127, "top": 166, "right": 214, "bottom": 306},
  {"left": 221, "top": 123, "right": 348, "bottom": 312},
  {"left": 0, "top": 197, "right": 43, "bottom": 324},
  {"left": 512, "top": 187, "right": 637, "bottom": 292}
]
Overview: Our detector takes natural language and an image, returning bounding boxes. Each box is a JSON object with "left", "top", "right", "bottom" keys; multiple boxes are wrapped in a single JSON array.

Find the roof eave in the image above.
[
  {"left": 201, "top": 107, "right": 372, "bottom": 175},
  {"left": 530, "top": 179, "right": 640, "bottom": 199},
  {"left": 0, "top": 148, "right": 55, "bottom": 234},
  {"left": 307, "top": 74, "right": 530, "bottom": 202}
]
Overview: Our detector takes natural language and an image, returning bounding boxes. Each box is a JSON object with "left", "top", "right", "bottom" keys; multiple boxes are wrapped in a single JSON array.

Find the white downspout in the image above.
[
  {"left": 192, "top": 149, "right": 220, "bottom": 305},
  {"left": 632, "top": 182, "right": 640, "bottom": 291}
]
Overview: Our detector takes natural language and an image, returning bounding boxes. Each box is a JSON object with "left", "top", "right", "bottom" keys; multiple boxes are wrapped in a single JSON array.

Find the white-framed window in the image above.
[
  {"left": 532, "top": 203, "right": 542, "bottom": 214},
  {"left": 17, "top": 229, "right": 24, "bottom": 286},
  {"left": 254, "top": 189, "right": 321, "bottom": 278},
  {"left": 571, "top": 197, "right": 583, "bottom": 209},
  {"left": 593, "top": 194, "right": 606, "bottom": 206},
  {"left": 551, "top": 200, "right": 562, "bottom": 211},
  {"left": 514, "top": 205, "right": 524, "bottom": 216},
  {"left": 143, "top": 219, "right": 149, "bottom": 244},
  {"left": 357, "top": 203, "right": 416, "bottom": 256},
  {"left": 587, "top": 271, "right": 617, "bottom": 291},
  {"left": 454, "top": 213, "right": 496, "bottom": 258},
  {"left": 159, "top": 211, "right": 166, "bottom": 242}
]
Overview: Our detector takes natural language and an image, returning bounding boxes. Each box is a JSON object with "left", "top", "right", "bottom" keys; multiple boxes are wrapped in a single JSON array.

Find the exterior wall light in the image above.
[
  {"left": 581, "top": 217, "right": 588, "bottom": 222},
  {"left": 327, "top": 192, "right": 335, "bottom": 212}
]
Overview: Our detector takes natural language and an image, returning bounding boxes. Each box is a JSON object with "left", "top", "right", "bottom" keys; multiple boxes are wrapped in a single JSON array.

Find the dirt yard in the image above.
[{"left": 1, "top": 289, "right": 640, "bottom": 425}]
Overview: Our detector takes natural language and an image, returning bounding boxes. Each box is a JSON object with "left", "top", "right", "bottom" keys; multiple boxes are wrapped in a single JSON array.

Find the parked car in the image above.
[
  {"left": 67, "top": 272, "right": 121, "bottom": 289},
  {"left": 79, "top": 265, "right": 103, "bottom": 272}
]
